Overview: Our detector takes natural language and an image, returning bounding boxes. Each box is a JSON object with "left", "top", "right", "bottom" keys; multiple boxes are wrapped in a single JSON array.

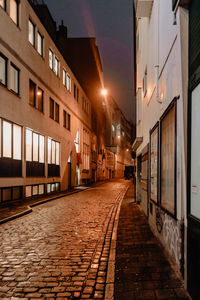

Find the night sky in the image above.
[{"left": 45, "top": 0, "right": 135, "bottom": 123}]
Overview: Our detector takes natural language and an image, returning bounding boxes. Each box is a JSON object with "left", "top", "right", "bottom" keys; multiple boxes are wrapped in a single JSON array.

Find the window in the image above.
[
  {"left": 37, "top": 32, "right": 43, "bottom": 56},
  {"left": 29, "top": 80, "right": 36, "bottom": 107},
  {"left": 55, "top": 103, "right": 59, "bottom": 123},
  {"left": 54, "top": 57, "right": 59, "bottom": 76},
  {"left": 137, "top": 88, "right": 142, "bottom": 122},
  {"left": 82, "top": 97, "right": 89, "bottom": 114},
  {"left": 63, "top": 110, "right": 70, "bottom": 130},
  {"left": 26, "top": 129, "right": 44, "bottom": 163},
  {"left": 143, "top": 68, "right": 147, "bottom": 97},
  {"left": 74, "top": 130, "right": 80, "bottom": 153},
  {"left": 49, "top": 49, "right": 53, "bottom": 70},
  {"left": 161, "top": 103, "right": 176, "bottom": 215},
  {"left": 37, "top": 87, "right": 43, "bottom": 112},
  {"left": 63, "top": 69, "right": 71, "bottom": 91},
  {"left": 0, "top": 53, "right": 7, "bottom": 86},
  {"left": 10, "top": 0, "right": 18, "bottom": 25},
  {"left": 25, "top": 184, "right": 45, "bottom": 198},
  {"left": 0, "top": 0, "right": 5, "bottom": 9},
  {"left": 10, "top": 63, "right": 19, "bottom": 94},
  {"left": 49, "top": 98, "right": 59, "bottom": 122},
  {"left": 48, "top": 137, "right": 60, "bottom": 176},
  {"left": 49, "top": 98, "right": 54, "bottom": 119},
  {"left": 74, "top": 83, "right": 79, "bottom": 101},
  {"left": 83, "top": 129, "right": 90, "bottom": 170},
  {"left": 150, "top": 124, "right": 158, "bottom": 202},
  {"left": 47, "top": 182, "right": 60, "bottom": 194},
  {"left": 28, "top": 19, "right": 35, "bottom": 46},
  {"left": 0, "top": 119, "right": 21, "bottom": 160}
]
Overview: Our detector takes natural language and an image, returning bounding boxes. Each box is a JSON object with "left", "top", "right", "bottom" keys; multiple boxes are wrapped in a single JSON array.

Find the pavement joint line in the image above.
[
  {"left": 105, "top": 183, "right": 132, "bottom": 300},
  {"left": 0, "top": 181, "right": 109, "bottom": 226}
]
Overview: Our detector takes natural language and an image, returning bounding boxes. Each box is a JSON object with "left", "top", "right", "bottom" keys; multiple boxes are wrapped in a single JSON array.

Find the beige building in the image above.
[
  {"left": 0, "top": 0, "right": 92, "bottom": 200},
  {"left": 133, "top": 0, "right": 188, "bottom": 279}
]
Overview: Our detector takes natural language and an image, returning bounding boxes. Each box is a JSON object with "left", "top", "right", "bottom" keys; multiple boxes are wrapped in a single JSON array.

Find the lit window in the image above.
[
  {"left": 10, "top": 63, "right": 19, "bottom": 94},
  {"left": 52, "top": 140, "right": 55, "bottom": 164},
  {"left": 83, "top": 129, "right": 90, "bottom": 170},
  {"left": 37, "top": 87, "right": 43, "bottom": 112},
  {"left": 39, "top": 135, "right": 44, "bottom": 163},
  {"left": 28, "top": 20, "right": 35, "bottom": 46},
  {"left": 13, "top": 124, "right": 21, "bottom": 160},
  {"left": 37, "top": 32, "right": 43, "bottom": 56},
  {"left": 32, "top": 185, "right": 38, "bottom": 195},
  {"left": 63, "top": 69, "right": 66, "bottom": 86},
  {"left": 54, "top": 57, "right": 59, "bottom": 76},
  {"left": 56, "top": 142, "right": 60, "bottom": 165},
  {"left": 29, "top": 79, "right": 36, "bottom": 107},
  {"left": 33, "top": 132, "right": 39, "bottom": 162},
  {"left": 67, "top": 74, "right": 71, "bottom": 91},
  {"left": 39, "top": 184, "right": 44, "bottom": 195},
  {"left": 48, "top": 138, "right": 51, "bottom": 164},
  {"left": 10, "top": 0, "right": 18, "bottom": 25},
  {"left": 49, "top": 49, "right": 53, "bottom": 70},
  {"left": 26, "top": 129, "right": 32, "bottom": 161},
  {"left": 26, "top": 186, "right": 32, "bottom": 197},
  {"left": 0, "top": 54, "right": 7, "bottom": 86},
  {"left": 3, "top": 121, "right": 11, "bottom": 158}
]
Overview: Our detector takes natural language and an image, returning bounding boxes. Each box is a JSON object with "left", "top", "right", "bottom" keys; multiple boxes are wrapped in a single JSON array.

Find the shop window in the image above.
[
  {"left": 26, "top": 128, "right": 45, "bottom": 177},
  {"left": 47, "top": 182, "right": 60, "bottom": 193},
  {"left": 10, "top": 63, "right": 19, "bottom": 94},
  {"left": 28, "top": 19, "right": 35, "bottom": 46},
  {"left": 161, "top": 103, "right": 176, "bottom": 215},
  {"left": 48, "top": 137, "right": 60, "bottom": 177},
  {"left": 150, "top": 124, "right": 159, "bottom": 202},
  {"left": 13, "top": 124, "right": 21, "bottom": 160},
  {"left": 0, "top": 53, "right": 7, "bottom": 86},
  {"left": 3, "top": 121, "right": 12, "bottom": 158},
  {"left": 10, "top": 0, "right": 19, "bottom": 25},
  {"left": 25, "top": 184, "right": 45, "bottom": 198}
]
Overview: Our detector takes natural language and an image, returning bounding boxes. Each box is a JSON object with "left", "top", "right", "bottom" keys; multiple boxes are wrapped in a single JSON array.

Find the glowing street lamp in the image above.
[{"left": 101, "top": 89, "right": 107, "bottom": 96}]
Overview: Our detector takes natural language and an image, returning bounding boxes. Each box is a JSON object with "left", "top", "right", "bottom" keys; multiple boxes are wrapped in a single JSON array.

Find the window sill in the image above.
[{"left": 29, "top": 103, "right": 44, "bottom": 114}]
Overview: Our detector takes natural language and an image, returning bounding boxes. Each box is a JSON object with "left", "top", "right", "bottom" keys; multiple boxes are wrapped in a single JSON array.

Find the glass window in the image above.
[
  {"left": 55, "top": 103, "right": 59, "bottom": 122},
  {"left": 39, "top": 184, "right": 44, "bottom": 195},
  {"left": 49, "top": 49, "right": 53, "bottom": 70},
  {"left": 26, "top": 129, "right": 32, "bottom": 161},
  {"left": 52, "top": 140, "right": 55, "bottom": 164},
  {"left": 26, "top": 186, "right": 32, "bottom": 197},
  {"left": 67, "top": 113, "right": 71, "bottom": 130},
  {"left": 2, "top": 188, "right": 11, "bottom": 201},
  {"left": 32, "top": 185, "right": 38, "bottom": 195},
  {"left": 150, "top": 126, "right": 158, "bottom": 202},
  {"left": 161, "top": 105, "right": 175, "bottom": 215},
  {"left": 10, "top": 63, "right": 19, "bottom": 94},
  {"left": 0, "top": 54, "right": 7, "bottom": 86},
  {"left": 63, "top": 69, "right": 66, "bottom": 86},
  {"left": 13, "top": 186, "right": 21, "bottom": 200},
  {"left": 28, "top": 20, "right": 35, "bottom": 46},
  {"left": 47, "top": 183, "right": 51, "bottom": 193},
  {"left": 49, "top": 98, "right": 54, "bottom": 119},
  {"left": 37, "top": 32, "right": 43, "bottom": 56},
  {"left": 39, "top": 135, "right": 44, "bottom": 163},
  {"left": 33, "top": 132, "right": 39, "bottom": 162},
  {"left": 48, "top": 138, "right": 51, "bottom": 164},
  {"left": 13, "top": 124, "right": 21, "bottom": 160},
  {"left": 56, "top": 182, "right": 60, "bottom": 191},
  {"left": 63, "top": 110, "right": 66, "bottom": 128},
  {"left": 54, "top": 57, "right": 59, "bottom": 76},
  {"left": 67, "top": 74, "right": 71, "bottom": 91},
  {"left": 29, "top": 80, "right": 36, "bottom": 107},
  {"left": 3, "top": 121, "right": 12, "bottom": 158},
  {"left": 37, "top": 87, "right": 43, "bottom": 112},
  {"left": 56, "top": 142, "right": 60, "bottom": 165},
  {"left": 10, "top": 0, "right": 18, "bottom": 25}
]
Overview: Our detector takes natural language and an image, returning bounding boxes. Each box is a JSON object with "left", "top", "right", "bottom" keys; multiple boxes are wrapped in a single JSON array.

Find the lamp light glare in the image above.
[{"left": 101, "top": 89, "right": 107, "bottom": 96}]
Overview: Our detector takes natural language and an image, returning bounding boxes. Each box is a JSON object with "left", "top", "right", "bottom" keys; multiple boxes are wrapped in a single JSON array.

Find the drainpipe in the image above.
[{"left": 155, "top": 65, "right": 163, "bottom": 104}]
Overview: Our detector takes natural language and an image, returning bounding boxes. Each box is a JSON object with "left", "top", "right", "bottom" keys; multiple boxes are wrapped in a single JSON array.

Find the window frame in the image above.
[
  {"left": 37, "top": 31, "right": 43, "bottom": 57},
  {"left": 0, "top": 52, "right": 8, "bottom": 87},
  {"left": 29, "top": 79, "right": 36, "bottom": 107},
  {"left": 49, "top": 98, "right": 54, "bottom": 119},
  {"left": 49, "top": 49, "right": 54, "bottom": 70},
  {"left": 10, "top": 62, "right": 20, "bottom": 95},
  {"left": 160, "top": 99, "right": 177, "bottom": 218},
  {"left": 55, "top": 102, "right": 59, "bottom": 123},
  {"left": 28, "top": 19, "right": 35, "bottom": 47}
]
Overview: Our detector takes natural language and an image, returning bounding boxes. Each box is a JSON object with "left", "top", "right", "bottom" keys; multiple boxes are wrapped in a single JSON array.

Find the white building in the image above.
[{"left": 133, "top": 0, "right": 188, "bottom": 280}]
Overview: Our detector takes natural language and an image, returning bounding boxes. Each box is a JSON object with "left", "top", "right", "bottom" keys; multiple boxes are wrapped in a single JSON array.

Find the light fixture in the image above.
[
  {"left": 37, "top": 91, "right": 41, "bottom": 96},
  {"left": 101, "top": 89, "right": 107, "bottom": 96}
]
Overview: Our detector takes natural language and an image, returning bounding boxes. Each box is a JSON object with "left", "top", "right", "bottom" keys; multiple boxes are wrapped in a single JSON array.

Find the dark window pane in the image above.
[
  {"left": 49, "top": 98, "right": 54, "bottom": 119},
  {"left": 67, "top": 113, "right": 71, "bottom": 130},
  {"left": 63, "top": 110, "right": 66, "bottom": 128},
  {"left": 0, "top": 54, "right": 7, "bottom": 86},
  {"left": 55, "top": 103, "right": 59, "bottom": 122},
  {"left": 29, "top": 80, "right": 36, "bottom": 106},
  {"left": 38, "top": 87, "right": 43, "bottom": 112}
]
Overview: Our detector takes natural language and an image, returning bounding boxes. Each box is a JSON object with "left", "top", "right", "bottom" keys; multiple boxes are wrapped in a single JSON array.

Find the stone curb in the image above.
[{"left": 104, "top": 183, "right": 131, "bottom": 300}]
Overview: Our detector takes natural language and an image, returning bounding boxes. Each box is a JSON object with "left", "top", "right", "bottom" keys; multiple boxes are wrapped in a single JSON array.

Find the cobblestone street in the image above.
[{"left": 0, "top": 180, "right": 130, "bottom": 300}]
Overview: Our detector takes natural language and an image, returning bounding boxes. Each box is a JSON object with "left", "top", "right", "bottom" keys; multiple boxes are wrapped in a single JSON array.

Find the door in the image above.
[{"left": 188, "top": 82, "right": 200, "bottom": 299}]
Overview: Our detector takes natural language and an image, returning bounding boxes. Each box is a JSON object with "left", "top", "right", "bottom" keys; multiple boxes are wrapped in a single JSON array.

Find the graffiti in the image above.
[
  {"left": 155, "top": 207, "right": 164, "bottom": 233},
  {"left": 162, "top": 214, "right": 182, "bottom": 266}
]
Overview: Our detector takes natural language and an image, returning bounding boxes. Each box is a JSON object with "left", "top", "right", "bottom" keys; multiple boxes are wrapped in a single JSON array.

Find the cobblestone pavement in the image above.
[
  {"left": 0, "top": 180, "right": 130, "bottom": 300},
  {"left": 114, "top": 186, "right": 191, "bottom": 300}
]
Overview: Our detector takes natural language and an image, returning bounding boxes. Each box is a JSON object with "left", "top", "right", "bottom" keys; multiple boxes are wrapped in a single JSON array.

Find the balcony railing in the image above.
[{"left": 134, "top": 0, "right": 153, "bottom": 18}]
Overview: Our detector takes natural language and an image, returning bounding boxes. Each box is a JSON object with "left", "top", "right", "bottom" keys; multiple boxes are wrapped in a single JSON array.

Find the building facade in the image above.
[
  {"left": 133, "top": 0, "right": 188, "bottom": 281},
  {"left": 0, "top": 0, "right": 92, "bottom": 201}
]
